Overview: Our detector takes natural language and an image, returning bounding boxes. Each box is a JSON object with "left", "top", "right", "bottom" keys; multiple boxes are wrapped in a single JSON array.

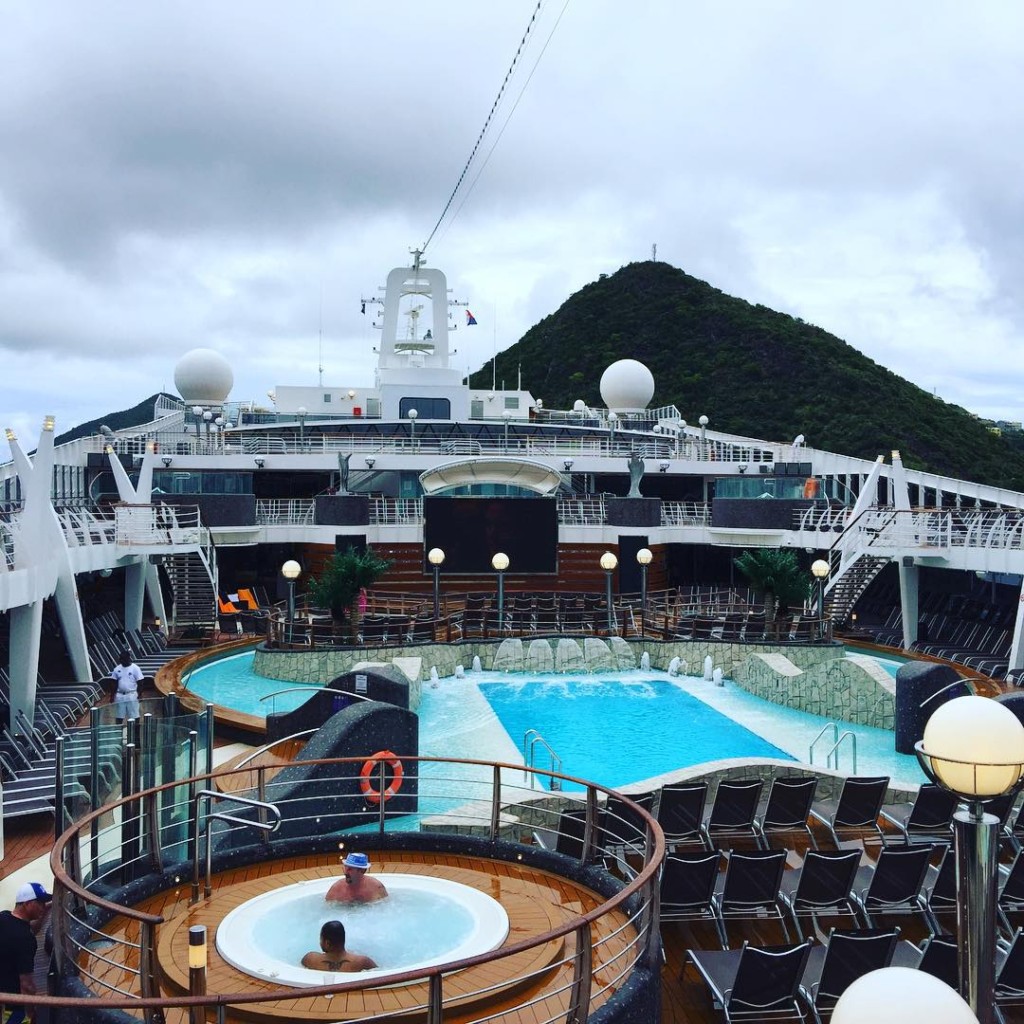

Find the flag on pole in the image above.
[{"left": 466, "top": 310, "right": 478, "bottom": 325}]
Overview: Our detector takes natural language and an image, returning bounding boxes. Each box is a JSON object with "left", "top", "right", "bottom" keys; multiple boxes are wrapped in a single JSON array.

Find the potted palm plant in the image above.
[
  {"left": 733, "top": 548, "right": 810, "bottom": 638},
  {"left": 307, "top": 546, "right": 391, "bottom": 642}
]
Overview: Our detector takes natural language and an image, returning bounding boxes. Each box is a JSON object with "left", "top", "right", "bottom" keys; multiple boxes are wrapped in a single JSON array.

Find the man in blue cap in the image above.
[
  {"left": 325, "top": 852, "right": 388, "bottom": 903},
  {"left": 1, "top": 882, "right": 52, "bottom": 1024}
]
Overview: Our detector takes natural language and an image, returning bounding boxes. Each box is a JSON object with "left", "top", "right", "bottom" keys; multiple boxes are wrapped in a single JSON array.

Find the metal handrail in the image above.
[
  {"left": 825, "top": 731, "right": 858, "bottom": 773},
  {"left": 808, "top": 722, "right": 839, "bottom": 765},
  {"left": 191, "top": 789, "right": 281, "bottom": 901},
  {"left": 525, "top": 729, "right": 563, "bottom": 789}
]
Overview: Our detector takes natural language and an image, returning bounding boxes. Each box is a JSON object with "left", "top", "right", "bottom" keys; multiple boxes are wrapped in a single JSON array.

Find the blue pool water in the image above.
[
  {"left": 477, "top": 677, "right": 791, "bottom": 789},
  {"left": 187, "top": 652, "right": 925, "bottom": 788}
]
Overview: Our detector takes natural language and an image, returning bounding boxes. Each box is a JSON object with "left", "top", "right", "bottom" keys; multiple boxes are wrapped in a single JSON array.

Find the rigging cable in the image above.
[{"left": 422, "top": 0, "right": 565, "bottom": 255}]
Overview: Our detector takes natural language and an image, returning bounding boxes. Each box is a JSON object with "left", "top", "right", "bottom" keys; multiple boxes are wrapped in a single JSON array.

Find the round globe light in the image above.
[
  {"left": 491, "top": 552, "right": 509, "bottom": 572},
  {"left": 832, "top": 967, "right": 978, "bottom": 1024},
  {"left": 600, "top": 551, "right": 618, "bottom": 572},
  {"left": 281, "top": 560, "right": 302, "bottom": 580},
  {"left": 636, "top": 548, "right": 653, "bottom": 566},
  {"left": 921, "top": 695, "right": 1024, "bottom": 797},
  {"left": 811, "top": 559, "right": 830, "bottom": 579},
  {"left": 427, "top": 547, "right": 445, "bottom": 567}
]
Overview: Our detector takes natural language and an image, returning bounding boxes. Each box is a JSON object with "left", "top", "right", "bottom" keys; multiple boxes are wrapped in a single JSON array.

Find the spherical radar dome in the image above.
[
  {"left": 174, "top": 348, "right": 234, "bottom": 405},
  {"left": 599, "top": 359, "right": 655, "bottom": 412}
]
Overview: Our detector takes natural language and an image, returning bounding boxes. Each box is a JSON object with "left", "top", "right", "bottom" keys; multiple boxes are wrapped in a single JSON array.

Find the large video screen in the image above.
[{"left": 423, "top": 497, "right": 559, "bottom": 574}]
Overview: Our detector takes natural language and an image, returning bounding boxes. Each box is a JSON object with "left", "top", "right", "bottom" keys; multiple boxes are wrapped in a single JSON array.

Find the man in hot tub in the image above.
[
  {"left": 302, "top": 920, "right": 377, "bottom": 973},
  {"left": 326, "top": 852, "right": 388, "bottom": 903}
]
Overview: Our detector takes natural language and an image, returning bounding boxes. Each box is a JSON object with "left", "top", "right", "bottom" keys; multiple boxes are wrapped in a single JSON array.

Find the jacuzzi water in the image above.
[{"left": 216, "top": 874, "right": 510, "bottom": 987}]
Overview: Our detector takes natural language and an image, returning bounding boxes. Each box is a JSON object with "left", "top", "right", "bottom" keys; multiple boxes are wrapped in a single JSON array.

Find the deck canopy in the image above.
[{"left": 418, "top": 457, "right": 563, "bottom": 495}]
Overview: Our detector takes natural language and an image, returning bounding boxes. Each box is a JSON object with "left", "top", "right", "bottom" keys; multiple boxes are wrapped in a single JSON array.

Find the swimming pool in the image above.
[{"left": 186, "top": 653, "right": 925, "bottom": 788}]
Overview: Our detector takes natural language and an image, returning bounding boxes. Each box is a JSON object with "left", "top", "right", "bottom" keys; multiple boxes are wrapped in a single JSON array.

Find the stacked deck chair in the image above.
[
  {"left": 878, "top": 783, "right": 957, "bottom": 846},
  {"left": 808, "top": 776, "right": 889, "bottom": 849}
]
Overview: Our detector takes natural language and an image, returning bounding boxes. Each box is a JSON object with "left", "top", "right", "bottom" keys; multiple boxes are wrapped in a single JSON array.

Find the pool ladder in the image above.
[
  {"left": 524, "top": 729, "right": 563, "bottom": 790},
  {"left": 808, "top": 722, "right": 858, "bottom": 773}
]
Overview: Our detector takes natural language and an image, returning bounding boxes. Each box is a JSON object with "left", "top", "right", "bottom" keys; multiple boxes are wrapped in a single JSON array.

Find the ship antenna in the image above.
[{"left": 317, "top": 284, "right": 324, "bottom": 387}]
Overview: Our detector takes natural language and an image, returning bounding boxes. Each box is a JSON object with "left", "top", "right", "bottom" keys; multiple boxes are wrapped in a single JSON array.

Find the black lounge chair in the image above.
[
  {"left": 808, "top": 776, "right": 889, "bottom": 849},
  {"left": 601, "top": 791, "right": 655, "bottom": 871},
  {"left": 661, "top": 850, "right": 724, "bottom": 945},
  {"left": 702, "top": 779, "right": 764, "bottom": 848},
  {"left": 798, "top": 927, "right": 900, "bottom": 1024},
  {"left": 1000, "top": 850, "right": 1024, "bottom": 935},
  {"left": 779, "top": 848, "right": 862, "bottom": 942},
  {"left": 904, "top": 934, "right": 959, "bottom": 991},
  {"left": 712, "top": 849, "right": 791, "bottom": 948},
  {"left": 657, "top": 782, "right": 709, "bottom": 850},
  {"left": 996, "top": 928, "right": 1024, "bottom": 1021},
  {"left": 755, "top": 776, "right": 818, "bottom": 850},
  {"left": 533, "top": 807, "right": 590, "bottom": 860},
  {"left": 924, "top": 845, "right": 957, "bottom": 934},
  {"left": 1003, "top": 797, "right": 1024, "bottom": 853},
  {"left": 878, "top": 783, "right": 957, "bottom": 847},
  {"left": 687, "top": 940, "right": 813, "bottom": 1024},
  {"left": 851, "top": 844, "right": 934, "bottom": 929}
]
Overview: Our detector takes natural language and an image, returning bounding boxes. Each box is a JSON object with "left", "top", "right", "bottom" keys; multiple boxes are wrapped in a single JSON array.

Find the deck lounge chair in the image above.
[
  {"left": 851, "top": 844, "right": 934, "bottom": 929},
  {"left": 1000, "top": 850, "right": 1024, "bottom": 935},
  {"left": 755, "top": 776, "right": 818, "bottom": 850},
  {"left": 657, "top": 782, "right": 709, "bottom": 850},
  {"left": 687, "top": 940, "right": 813, "bottom": 1024},
  {"left": 601, "top": 791, "right": 655, "bottom": 870},
  {"left": 996, "top": 927, "right": 1024, "bottom": 1021},
  {"left": 701, "top": 779, "right": 764, "bottom": 848},
  {"left": 798, "top": 927, "right": 900, "bottom": 1024},
  {"left": 779, "top": 849, "right": 861, "bottom": 942},
  {"left": 924, "top": 845, "right": 957, "bottom": 934},
  {"left": 661, "top": 851, "right": 724, "bottom": 944},
  {"left": 895, "top": 934, "right": 959, "bottom": 991},
  {"left": 712, "top": 849, "right": 791, "bottom": 948},
  {"left": 807, "top": 776, "right": 889, "bottom": 849},
  {"left": 878, "top": 783, "right": 957, "bottom": 846},
  {"left": 533, "top": 807, "right": 591, "bottom": 861}
]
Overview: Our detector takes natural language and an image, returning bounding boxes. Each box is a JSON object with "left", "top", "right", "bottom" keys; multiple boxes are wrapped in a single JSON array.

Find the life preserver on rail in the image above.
[
  {"left": 359, "top": 750, "right": 404, "bottom": 805},
  {"left": 803, "top": 477, "right": 819, "bottom": 499}
]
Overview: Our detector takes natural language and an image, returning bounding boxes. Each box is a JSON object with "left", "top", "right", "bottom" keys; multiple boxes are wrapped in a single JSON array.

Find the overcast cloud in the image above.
[{"left": 3, "top": 0, "right": 1024, "bottom": 456}]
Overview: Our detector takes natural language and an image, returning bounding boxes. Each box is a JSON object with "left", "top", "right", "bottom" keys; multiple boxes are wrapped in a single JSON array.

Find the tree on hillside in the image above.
[
  {"left": 307, "top": 546, "right": 391, "bottom": 642},
  {"left": 733, "top": 549, "right": 810, "bottom": 632}
]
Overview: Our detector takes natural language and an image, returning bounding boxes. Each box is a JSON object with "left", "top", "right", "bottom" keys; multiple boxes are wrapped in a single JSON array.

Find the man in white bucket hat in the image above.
[{"left": 326, "top": 852, "right": 388, "bottom": 903}]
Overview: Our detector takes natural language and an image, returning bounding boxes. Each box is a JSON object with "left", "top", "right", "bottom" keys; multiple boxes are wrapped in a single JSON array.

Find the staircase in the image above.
[
  {"left": 825, "top": 553, "right": 890, "bottom": 626},
  {"left": 163, "top": 547, "right": 218, "bottom": 634}
]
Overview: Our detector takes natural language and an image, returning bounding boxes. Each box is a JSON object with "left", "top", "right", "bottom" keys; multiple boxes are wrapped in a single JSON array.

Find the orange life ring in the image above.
[
  {"left": 803, "top": 477, "right": 819, "bottom": 499},
  {"left": 359, "top": 750, "right": 404, "bottom": 805}
]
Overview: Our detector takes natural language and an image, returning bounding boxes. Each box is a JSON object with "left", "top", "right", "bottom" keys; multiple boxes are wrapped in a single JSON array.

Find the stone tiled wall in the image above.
[{"left": 731, "top": 651, "right": 895, "bottom": 729}]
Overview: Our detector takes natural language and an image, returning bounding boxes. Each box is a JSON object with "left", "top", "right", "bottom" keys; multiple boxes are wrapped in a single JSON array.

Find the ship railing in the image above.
[
  {"left": 0, "top": 517, "right": 16, "bottom": 569},
  {"left": 255, "top": 498, "right": 315, "bottom": 526},
  {"left": 369, "top": 497, "right": 424, "bottom": 525},
  {"left": 59, "top": 508, "right": 118, "bottom": 548},
  {"left": 47, "top": 755, "right": 663, "bottom": 1024},
  {"left": 661, "top": 501, "right": 711, "bottom": 526},
  {"left": 556, "top": 496, "right": 607, "bottom": 525},
  {"left": 113, "top": 503, "right": 204, "bottom": 547}
]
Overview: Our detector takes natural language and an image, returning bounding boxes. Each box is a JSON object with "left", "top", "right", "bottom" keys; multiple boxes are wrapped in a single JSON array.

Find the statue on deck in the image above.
[{"left": 626, "top": 451, "right": 645, "bottom": 498}]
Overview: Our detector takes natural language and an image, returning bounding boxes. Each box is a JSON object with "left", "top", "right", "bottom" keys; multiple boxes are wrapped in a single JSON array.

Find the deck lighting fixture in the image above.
[
  {"left": 699, "top": 414, "right": 709, "bottom": 442},
  {"left": 600, "top": 551, "right": 618, "bottom": 634},
  {"left": 428, "top": 547, "right": 445, "bottom": 622},
  {"left": 253, "top": 457, "right": 265, "bottom": 469},
  {"left": 348, "top": 389, "right": 356, "bottom": 399},
  {"left": 492, "top": 552, "right": 509, "bottom": 627},
  {"left": 636, "top": 548, "right": 652, "bottom": 636},
  {"left": 563, "top": 459, "right": 574, "bottom": 472},
  {"left": 281, "top": 560, "right": 302, "bottom": 646},
  {"left": 811, "top": 559, "right": 830, "bottom": 639},
  {"left": 43, "top": 415, "right": 55, "bottom": 432},
  {"left": 188, "top": 924, "right": 208, "bottom": 1024},
  {"left": 407, "top": 408, "right": 418, "bottom": 450},
  {"left": 659, "top": 461, "right": 670, "bottom": 472},
  {"left": 297, "top": 406, "right": 308, "bottom": 449},
  {"left": 832, "top": 966, "right": 978, "bottom": 1023},
  {"left": 915, "top": 696, "right": 1024, "bottom": 1023},
  {"left": 503, "top": 409, "right": 512, "bottom": 450},
  {"left": 5, "top": 428, "right": 15, "bottom": 442},
  {"left": 365, "top": 456, "right": 375, "bottom": 468},
  {"left": 161, "top": 456, "right": 173, "bottom": 468}
]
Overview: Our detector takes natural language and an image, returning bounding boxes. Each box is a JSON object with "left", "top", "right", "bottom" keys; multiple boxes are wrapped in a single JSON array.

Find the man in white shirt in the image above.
[{"left": 109, "top": 651, "right": 143, "bottom": 722}]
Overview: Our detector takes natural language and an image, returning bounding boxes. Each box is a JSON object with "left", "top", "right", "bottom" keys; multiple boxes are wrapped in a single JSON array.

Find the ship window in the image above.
[
  {"left": 470, "top": 400, "right": 484, "bottom": 419},
  {"left": 399, "top": 397, "right": 450, "bottom": 419},
  {"left": 503, "top": 396, "right": 520, "bottom": 410},
  {"left": 323, "top": 393, "right": 332, "bottom": 403}
]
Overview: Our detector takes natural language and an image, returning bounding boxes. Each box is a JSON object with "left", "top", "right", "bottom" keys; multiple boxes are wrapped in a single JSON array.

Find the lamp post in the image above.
[
  {"left": 408, "top": 408, "right": 418, "bottom": 450},
  {"left": 202, "top": 409, "right": 212, "bottom": 441},
  {"left": 191, "top": 405, "right": 204, "bottom": 441},
  {"left": 600, "top": 550, "right": 618, "bottom": 634},
  {"left": 916, "top": 695, "right": 1024, "bottom": 1024},
  {"left": 492, "top": 552, "right": 509, "bottom": 631},
  {"left": 281, "top": 559, "right": 301, "bottom": 646},
  {"left": 428, "top": 547, "right": 445, "bottom": 622},
  {"left": 811, "top": 558, "right": 830, "bottom": 640},
  {"left": 832, "top": 966, "right": 979, "bottom": 1023},
  {"left": 503, "top": 409, "right": 512, "bottom": 451},
  {"left": 636, "top": 547, "right": 652, "bottom": 637},
  {"left": 188, "top": 924, "right": 208, "bottom": 1024},
  {"left": 297, "top": 406, "right": 307, "bottom": 450},
  {"left": 608, "top": 411, "right": 617, "bottom": 452}
]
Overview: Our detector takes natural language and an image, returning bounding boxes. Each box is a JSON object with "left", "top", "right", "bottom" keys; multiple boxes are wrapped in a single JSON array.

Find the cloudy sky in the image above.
[{"left": 2, "top": 0, "right": 1024, "bottom": 457}]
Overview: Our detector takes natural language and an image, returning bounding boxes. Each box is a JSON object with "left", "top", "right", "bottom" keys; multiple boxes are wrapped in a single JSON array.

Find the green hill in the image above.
[{"left": 471, "top": 261, "right": 1024, "bottom": 490}]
